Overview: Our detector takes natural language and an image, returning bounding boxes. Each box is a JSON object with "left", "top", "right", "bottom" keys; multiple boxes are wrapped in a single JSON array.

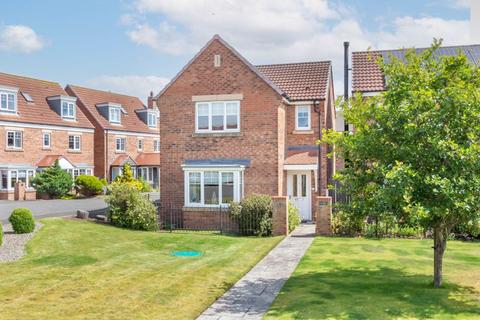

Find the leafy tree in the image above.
[
  {"left": 31, "top": 160, "right": 73, "bottom": 198},
  {"left": 324, "top": 40, "right": 480, "bottom": 287},
  {"left": 112, "top": 163, "right": 142, "bottom": 191}
]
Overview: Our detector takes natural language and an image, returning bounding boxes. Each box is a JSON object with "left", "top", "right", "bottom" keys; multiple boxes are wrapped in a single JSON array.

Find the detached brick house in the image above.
[
  {"left": 0, "top": 72, "right": 95, "bottom": 200},
  {"left": 156, "top": 35, "right": 335, "bottom": 221},
  {"left": 352, "top": 44, "right": 480, "bottom": 95},
  {"left": 66, "top": 86, "right": 160, "bottom": 188}
]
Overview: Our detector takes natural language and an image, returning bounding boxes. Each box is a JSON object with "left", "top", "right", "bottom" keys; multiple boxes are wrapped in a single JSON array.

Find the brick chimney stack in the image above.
[{"left": 147, "top": 91, "right": 156, "bottom": 109}]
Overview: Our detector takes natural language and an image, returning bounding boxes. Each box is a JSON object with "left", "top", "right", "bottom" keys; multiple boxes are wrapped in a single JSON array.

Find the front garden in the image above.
[
  {"left": 265, "top": 237, "right": 480, "bottom": 319},
  {"left": 0, "top": 218, "right": 282, "bottom": 319}
]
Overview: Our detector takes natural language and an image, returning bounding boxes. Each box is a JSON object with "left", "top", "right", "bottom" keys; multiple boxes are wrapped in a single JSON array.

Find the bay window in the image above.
[
  {"left": 184, "top": 169, "right": 244, "bottom": 206},
  {"left": 195, "top": 101, "right": 240, "bottom": 133}
]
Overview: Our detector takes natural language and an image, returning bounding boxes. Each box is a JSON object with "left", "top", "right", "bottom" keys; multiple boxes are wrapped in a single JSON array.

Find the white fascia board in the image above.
[
  {"left": 0, "top": 120, "right": 94, "bottom": 133},
  {"left": 106, "top": 129, "right": 159, "bottom": 138},
  {"left": 47, "top": 95, "right": 77, "bottom": 102},
  {"left": 284, "top": 164, "right": 318, "bottom": 170},
  {"left": 182, "top": 165, "right": 245, "bottom": 171}
]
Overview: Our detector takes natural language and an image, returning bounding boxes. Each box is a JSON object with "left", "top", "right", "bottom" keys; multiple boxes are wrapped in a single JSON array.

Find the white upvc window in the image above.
[
  {"left": 6, "top": 130, "right": 22, "bottom": 149},
  {"left": 184, "top": 169, "right": 244, "bottom": 207},
  {"left": 295, "top": 105, "right": 311, "bottom": 130},
  {"left": 109, "top": 107, "right": 121, "bottom": 124},
  {"left": 116, "top": 137, "right": 126, "bottom": 152},
  {"left": 195, "top": 101, "right": 240, "bottom": 133},
  {"left": 43, "top": 132, "right": 51, "bottom": 149},
  {"left": 0, "top": 169, "right": 35, "bottom": 190},
  {"left": 137, "top": 139, "right": 143, "bottom": 151},
  {"left": 0, "top": 90, "right": 17, "bottom": 113},
  {"left": 153, "top": 139, "right": 160, "bottom": 152},
  {"left": 62, "top": 101, "right": 75, "bottom": 119},
  {"left": 147, "top": 112, "right": 157, "bottom": 127},
  {"left": 68, "top": 135, "right": 81, "bottom": 151}
]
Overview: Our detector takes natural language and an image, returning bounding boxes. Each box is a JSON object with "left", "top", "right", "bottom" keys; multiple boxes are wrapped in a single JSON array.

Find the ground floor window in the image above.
[
  {"left": 184, "top": 169, "right": 244, "bottom": 207},
  {"left": 0, "top": 169, "right": 35, "bottom": 190},
  {"left": 66, "top": 168, "right": 93, "bottom": 180}
]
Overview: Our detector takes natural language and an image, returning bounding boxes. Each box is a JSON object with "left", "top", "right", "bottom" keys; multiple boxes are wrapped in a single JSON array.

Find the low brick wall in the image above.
[{"left": 183, "top": 208, "right": 239, "bottom": 233}]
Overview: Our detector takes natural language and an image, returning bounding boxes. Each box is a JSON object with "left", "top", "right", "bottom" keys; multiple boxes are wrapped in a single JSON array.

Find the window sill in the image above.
[
  {"left": 5, "top": 148, "right": 23, "bottom": 152},
  {"left": 183, "top": 206, "right": 230, "bottom": 212},
  {"left": 68, "top": 150, "right": 82, "bottom": 153},
  {"left": 192, "top": 132, "right": 242, "bottom": 138},
  {"left": 115, "top": 150, "right": 126, "bottom": 154},
  {"left": 42, "top": 147, "right": 51, "bottom": 151},
  {"left": 0, "top": 111, "right": 18, "bottom": 116},
  {"left": 293, "top": 130, "right": 314, "bottom": 135}
]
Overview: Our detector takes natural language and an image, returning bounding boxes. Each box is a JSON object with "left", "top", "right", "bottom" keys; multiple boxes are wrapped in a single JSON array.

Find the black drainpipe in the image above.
[
  {"left": 315, "top": 99, "right": 322, "bottom": 196},
  {"left": 344, "top": 41, "right": 350, "bottom": 132}
]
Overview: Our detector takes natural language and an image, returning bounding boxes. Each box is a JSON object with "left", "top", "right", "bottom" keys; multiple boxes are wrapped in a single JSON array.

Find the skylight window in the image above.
[{"left": 21, "top": 92, "right": 34, "bottom": 102}]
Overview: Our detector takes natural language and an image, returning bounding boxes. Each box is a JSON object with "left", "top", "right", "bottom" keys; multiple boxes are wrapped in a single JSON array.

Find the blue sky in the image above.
[{"left": 0, "top": 0, "right": 471, "bottom": 100}]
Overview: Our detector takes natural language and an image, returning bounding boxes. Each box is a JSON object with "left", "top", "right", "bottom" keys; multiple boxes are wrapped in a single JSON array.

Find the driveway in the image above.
[{"left": 1, "top": 192, "right": 159, "bottom": 224}]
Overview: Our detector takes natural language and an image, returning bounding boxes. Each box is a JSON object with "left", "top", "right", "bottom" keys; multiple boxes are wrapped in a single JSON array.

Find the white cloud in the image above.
[
  {"left": 124, "top": 0, "right": 471, "bottom": 95},
  {"left": 87, "top": 75, "right": 170, "bottom": 103},
  {"left": 452, "top": 0, "right": 470, "bottom": 9},
  {"left": 0, "top": 25, "right": 44, "bottom": 53}
]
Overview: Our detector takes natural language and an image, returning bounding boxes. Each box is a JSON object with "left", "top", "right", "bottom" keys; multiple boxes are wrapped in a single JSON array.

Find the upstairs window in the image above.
[
  {"left": 43, "top": 132, "right": 51, "bottom": 149},
  {"left": 195, "top": 101, "right": 240, "bottom": 133},
  {"left": 62, "top": 101, "right": 75, "bottom": 119},
  {"left": 153, "top": 139, "right": 160, "bottom": 152},
  {"left": 0, "top": 91, "right": 17, "bottom": 113},
  {"left": 68, "top": 135, "right": 81, "bottom": 151},
  {"left": 109, "top": 107, "right": 121, "bottom": 124},
  {"left": 295, "top": 105, "right": 311, "bottom": 130},
  {"left": 137, "top": 139, "right": 143, "bottom": 151},
  {"left": 6, "top": 131, "right": 22, "bottom": 149},
  {"left": 147, "top": 112, "right": 157, "bottom": 127},
  {"left": 116, "top": 137, "right": 126, "bottom": 152}
]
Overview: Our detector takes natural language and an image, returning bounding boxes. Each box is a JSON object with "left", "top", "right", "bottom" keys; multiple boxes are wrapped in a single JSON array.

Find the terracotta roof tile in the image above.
[
  {"left": 285, "top": 149, "right": 318, "bottom": 165},
  {"left": 66, "top": 85, "right": 158, "bottom": 134},
  {"left": 135, "top": 153, "right": 160, "bottom": 166},
  {"left": 351, "top": 51, "right": 385, "bottom": 93},
  {"left": 0, "top": 73, "right": 93, "bottom": 128},
  {"left": 352, "top": 44, "right": 480, "bottom": 93},
  {"left": 256, "top": 61, "right": 331, "bottom": 101},
  {"left": 35, "top": 155, "right": 74, "bottom": 167},
  {"left": 111, "top": 154, "right": 133, "bottom": 166}
]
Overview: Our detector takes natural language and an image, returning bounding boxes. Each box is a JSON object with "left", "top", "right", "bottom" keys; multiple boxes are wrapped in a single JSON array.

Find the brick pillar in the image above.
[
  {"left": 272, "top": 196, "right": 289, "bottom": 236},
  {"left": 14, "top": 181, "right": 26, "bottom": 201},
  {"left": 316, "top": 196, "right": 332, "bottom": 236}
]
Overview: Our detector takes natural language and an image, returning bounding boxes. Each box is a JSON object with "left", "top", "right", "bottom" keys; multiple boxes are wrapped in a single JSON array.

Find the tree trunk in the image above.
[{"left": 433, "top": 226, "right": 448, "bottom": 288}]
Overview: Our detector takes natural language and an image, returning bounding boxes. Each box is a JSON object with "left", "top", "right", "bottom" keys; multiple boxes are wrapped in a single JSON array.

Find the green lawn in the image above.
[
  {"left": 266, "top": 237, "right": 480, "bottom": 320},
  {"left": 0, "top": 218, "right": 282, "bottom": 320}
]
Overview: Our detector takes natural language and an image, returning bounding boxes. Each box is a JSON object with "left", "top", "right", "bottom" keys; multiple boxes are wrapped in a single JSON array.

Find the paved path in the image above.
[
  {"left": 198, "top": 223, "right": 316, "bottom": 320},
  {"left": 0, "top": 192, "right": 159, "bottom": 224}
]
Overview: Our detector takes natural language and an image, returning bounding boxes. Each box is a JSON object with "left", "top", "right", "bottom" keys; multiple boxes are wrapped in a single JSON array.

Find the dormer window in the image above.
[
  {"left": 0, "top": 85, "right": 18, "bottom": 113},
  {"left": 109, "top": 107, "right": 121, "bottom": 124},
  {"left": 147, "top": 112, "right": 157, "bottom": 127},
  {"left": 62, "top": 101, "right": 75, "bottom": 119},
  {"left": 47, "top": 95, "right": 77, "bottom": 121}
]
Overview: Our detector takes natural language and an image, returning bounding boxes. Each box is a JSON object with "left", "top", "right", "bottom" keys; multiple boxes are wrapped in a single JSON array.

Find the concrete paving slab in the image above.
[{"left": 197, "top": 223, "right": 315, "bottom": 320}]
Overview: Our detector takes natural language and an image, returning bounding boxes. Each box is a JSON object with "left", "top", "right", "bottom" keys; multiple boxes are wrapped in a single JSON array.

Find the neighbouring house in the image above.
[
  {"left": 352, "top": 44, "right": 480, "bottom": 96},
  {"left": 156, "top": 34, "right": 335, "bottom": 222},
  {"left": 0, "top": 72, "right": 95, "bottom": 200},
  {"left": 66, "top": 86, "right": 160, "bottom": 188}
]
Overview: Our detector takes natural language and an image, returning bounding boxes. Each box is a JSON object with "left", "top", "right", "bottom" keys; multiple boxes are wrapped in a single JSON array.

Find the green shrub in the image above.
[
  {"left": 0, "top": 224, "right": 3, "bottom": 247},
  {"left": 331, "top": 210, "right": 363, "bottom": 236},
  {"left": 105, "top": 183, "right": 158, "bottom": 231},
  {"left": 288, "top": 202, "right": 301, "bottom": 232},
  {"left": 31, "top": 160, "right": 73, "bottom": 199},
  {"left": 100, "top": 178, "right": 108, "bottom": 187},
  {"left": 139, "top": 178, "right": 153, "bottom": 192},
  {"left": 9, "top": 208, "right": 35, "bottom": 234},
  {"left": 453, "top": 220, "right": 480, "bottom": 239},
  {"left": 75, "top": 175, "right": 103, "bottom": 197},
  {"left": 230, "top": 194, "right": 272, "bottom": 236}
]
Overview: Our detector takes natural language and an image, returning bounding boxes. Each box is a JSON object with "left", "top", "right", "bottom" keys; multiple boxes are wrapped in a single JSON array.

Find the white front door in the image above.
[{"left": 287, "top": 171, "right": 311, "bottom": 221}]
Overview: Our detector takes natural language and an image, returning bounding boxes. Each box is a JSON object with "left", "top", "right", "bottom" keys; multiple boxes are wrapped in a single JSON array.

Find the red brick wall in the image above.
[
  {"left": 0, "top": 126, "right": 94, "bottom": 166},
  {"left": 158, "top": 38, "right": 284, "bottom": 206},
  {"left": 105, "top": 132, "right": 159, "bottom": 180}
]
